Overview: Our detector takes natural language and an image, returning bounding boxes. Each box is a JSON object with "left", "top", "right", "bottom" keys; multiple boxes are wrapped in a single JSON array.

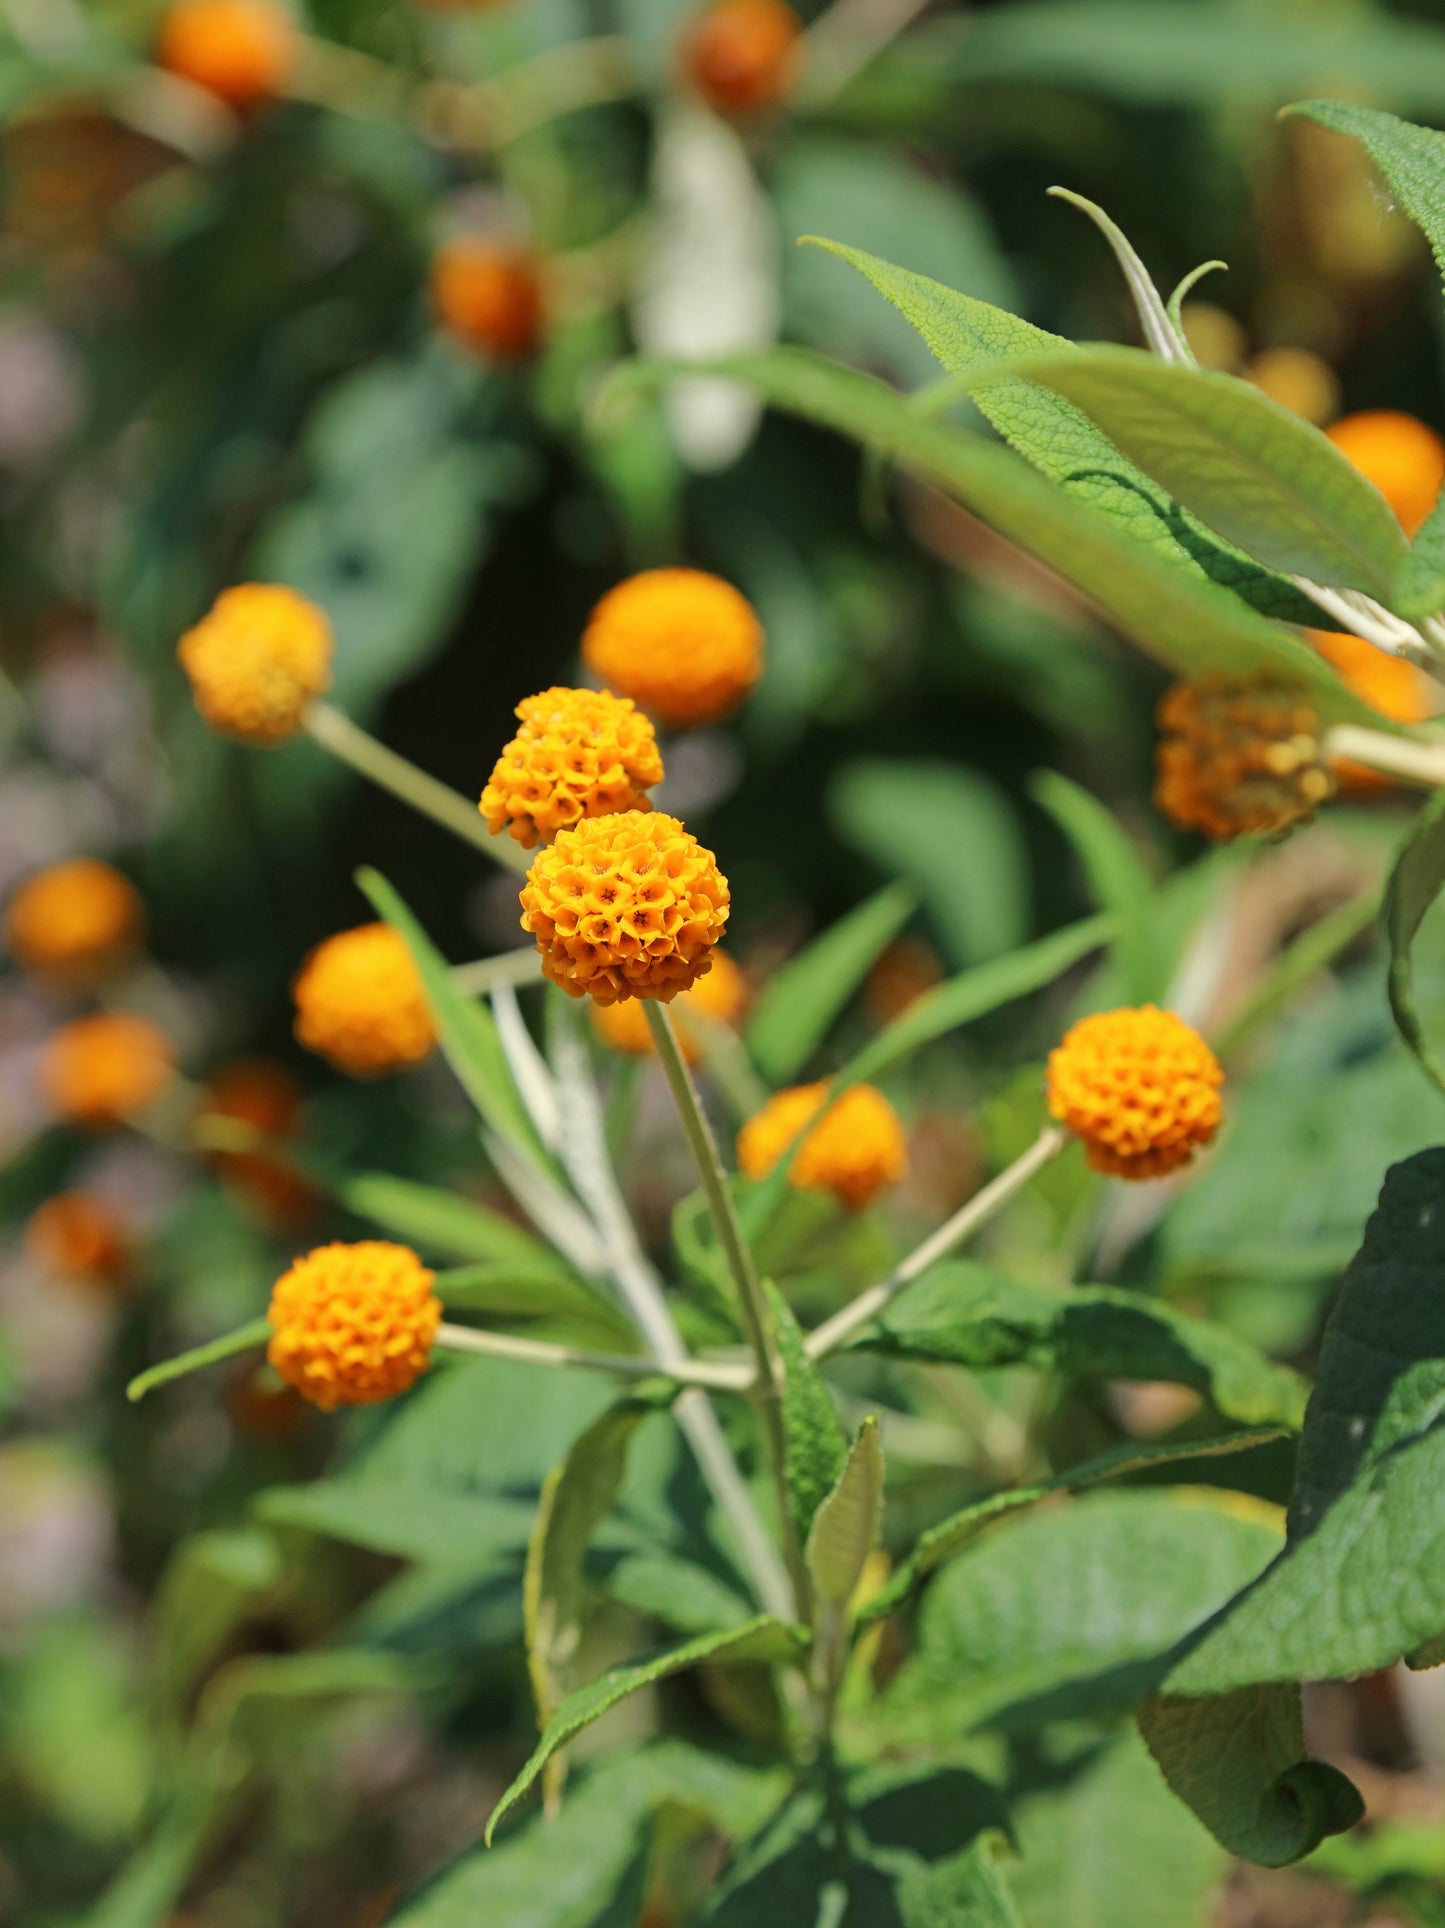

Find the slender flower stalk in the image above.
[
  {"left": 435, "top": 1321, "right": 751, "bottom": 1391},
  {"left": 450, "top": 948, "right": 543, "bottom": 997},
  {"left": 1322, "top": 722, "right": 1445, "bottom": 791},
  {"left": 804, "top": 1126, "right": 1068, "bottom": 1362}
]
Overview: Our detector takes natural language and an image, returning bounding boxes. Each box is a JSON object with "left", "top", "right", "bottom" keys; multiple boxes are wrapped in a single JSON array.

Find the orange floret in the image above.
[
  {"left": 200, "top": 1059, "right": 316, "bottom": 1226},
  {"left": 4, "top": 859, "right": 143, "bottom": 981},
  {"left": 681, "top": 0, "right": 805, "bottom": 114},
  {"left": 736, "top": 1081, "right": 908, "bottom": 1211},
  {"left": 1154, "top": 672, "right": 1335, "bottom": 841},
  {"left": 292, "top": 924, "right": 436, "bottom": 1078},
  {"left": 39, "top": 1013, "right": 176, "bottom": 1129},
  {"left": 430, "top": 237, "right": 545, "bottom": 363},
  {"left": 156, "top": 0, "right": 297, "bottom": 110},
  {"left": 581, "top": 569, "right": 764, "bottom": 730},
  {"left": 25, "top": 1192, "right": 129, "bottom": 1287},
  {"left": 177, "top": 583, "right": 332, "bottom": 744},
  {"left": 266, "top": 1240, "right": 441, "bottom": 1409},
  {"left": 592, "top": 946, "right": 747, "bottom": 1059},
  {"left": 1046, "top": 1004, "right": 1223, "bottom": 1181},
  {"left": 520, "top": 810, "right": 729, "bottom": 1004},
  {"left": 481, "top": 687, "right": 664, "bottom": 849},
  {"left": 1326, "top": 409, "right": 1445, "bottom": 537}
]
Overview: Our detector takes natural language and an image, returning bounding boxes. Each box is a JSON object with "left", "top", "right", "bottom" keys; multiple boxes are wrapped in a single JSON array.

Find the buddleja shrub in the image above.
[{"left": 67, "top": 95, "right": 1445, "bottom": 1927}]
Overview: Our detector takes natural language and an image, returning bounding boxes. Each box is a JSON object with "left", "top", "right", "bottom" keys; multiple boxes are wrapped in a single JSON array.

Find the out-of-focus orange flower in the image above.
[
  {"left": 1326, "top": 410, "right": 1445, "bottom": 537},
  {"left": 293, "top": 924, "right": 437, "bottom": 1078},
  {"left": 4, "top": 859, "right": 143, "bottom": 983},
  {"left": 156, "top": 0, "right": 298, "bottom": 111},
  {"left": 1245, "top": 347, "right": 1341, "bottom": 427},
  {"left": 25, "top": 1192, "right": 129, "bottom": 1288},
  {"left": 1154, "top": 673, "right": 1335, "bottom": 841},
  {"left": 581, "top": 569, "right": 764, "bottom": 729},
  {"left": 431, "top": 238, "right": 545, "bottom": 363},
  {"left": 591, "top": 947, "right": 747, "bottom": 1060},
  {"left": 177, "top": 584, "right": 332, "bottom": 743},
  {"left": 39, "top": 1013, "right": 176, "bottom": 1129},
  {"left": 864, "top": 938, "right": 944, "bottom": 1027},
  {"left": 200, "top": 1059, "right": 316, "bottom": 1226},
  {"left": 681, "top": 0, "right": 804, "bottom": 114},
  {"left": 737, "top": 1081, "right": 908, "bottom": 1210}
]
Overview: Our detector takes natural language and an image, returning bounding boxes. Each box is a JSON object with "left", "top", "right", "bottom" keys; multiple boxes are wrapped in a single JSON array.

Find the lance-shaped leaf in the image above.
[
  {"left": 768, "top": 1281, "right": 848, "bottom": 1546},
  {"left": 1286, "top": 101, "right": 1445, "bottom": 294},
  {"left": 806, "top": 1415, "right": 884, "bottom": 1610},
  {"left": 1031, "top": 770, "right": 1162, "bottom": 1004},
  {"left": 972, "top": 345, "right": 1408, "bottom": 597},
  {"left": 1384, "top": 789, "right": 1445, "bottom": 1096},
  {"left": 128, "top": 1318, "right": 272, "bottom": 1403},
  {"left": 486, "top": 1617, "right": 808, "bottom": 1841}
]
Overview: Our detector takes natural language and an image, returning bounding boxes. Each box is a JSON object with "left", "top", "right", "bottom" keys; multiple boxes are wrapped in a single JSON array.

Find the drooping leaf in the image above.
[
  {"left": 1384, "top": 792, "right": 1445, "bottom": 1096},
  {"left": 486, "top": 1616, "right": 808, "bottom": 1841},
  {"left": 127, "top": 1318, "right": 272, "bottom": 1404},
  {"left": 767, "top": 1281, "right": 849, "bottom": 1547},
  {"left": 745, "top": 881, "right": 917, "bottom": 1084},
  {"left": 1285, "top": 101, "right": 1445, "bottom": 296},
  {"left": 1031, "top": 771, "right": 1161, "bottom": 1004},
  {"left": 336, "top": 1170, "right": 561, "bottom": 1268},
  {"left": 806, "top": 1415, "right": 884, "bottom": 1611}
]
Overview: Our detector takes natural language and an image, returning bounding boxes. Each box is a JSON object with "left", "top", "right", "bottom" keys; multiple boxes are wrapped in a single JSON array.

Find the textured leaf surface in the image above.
[
  {"left": 1286, "top": 101, "right": 1445, "bottom": 295},
  {"left": 806, "top": 1415, "right": 883, "bottom": 1609},
  {"left": 769, "top": 1281, "right": 849, "bottom": 1546},
  {"left": 1384, "top": 794, "right": 1445, "bottom": 1095}
]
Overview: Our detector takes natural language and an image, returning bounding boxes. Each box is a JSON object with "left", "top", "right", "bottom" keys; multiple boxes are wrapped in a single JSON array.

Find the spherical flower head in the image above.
[
  {"left": 681, "top": 0, "right": 805, "bottom": 114},
  {"left": 592, "top": 946, "right": 746, "bottom": 1060},
  {"left": 1154, "top": 672, "right": 1335, "bottom": 841},
  {"left": 4, "top": 859, "right": 143, "bottom": 982},
  {"left": 26, "top": 1192, "right": 129, "bottom": 1288},
  {"left": 266, "top": 1241, "right": 441, "bottom": 1410},
  {"left": 156, "top": 0, "right": 297, "bottom": 111},
  {"left": 481, "top": 687, "right": 664, "bottom": 849},
  {"left": 1327, "top": 410, "right": 1445, "bottom": 537},
  {"left": 520, "top": 811, "right": 729, "bottom": 1004},
  {"left": 201, "top": 1058, "right": 316, "bottom": 1226},
  {"left": 431, "top": 237, "right": 545, "bottom": 364},
  {"left": 39, "top": 1013, "right": 176, "bottom": 1129},
  {"left": 292, "top": 924, "right": 436, "bottom": 1078},
  {"left": 1046, "top": 1005, "right": 1223, "bottom": 1181},
  {"left": 177, "top": 583, "right": 332, "bottom": 744},
  {"left": 737, "top": 1081, "right": 908, "bottom": 1211},
  {"left": 581, "top": 569, "right": 764, "bottom": 730}
]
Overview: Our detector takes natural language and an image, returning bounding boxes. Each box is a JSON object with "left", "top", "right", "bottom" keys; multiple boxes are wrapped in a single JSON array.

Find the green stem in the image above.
[
  {"left": 645, "top": 1002, "right": 810, "bottom": 1621},
  {"left": 304, "top": 702, "right": 529, "bottom": 873}
]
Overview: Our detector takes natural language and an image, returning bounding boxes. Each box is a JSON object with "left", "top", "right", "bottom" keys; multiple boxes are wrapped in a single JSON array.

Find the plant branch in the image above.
[
  {"left": 1324, "top": 723, "right": 1445, "bottom": 791},
  {"left": 452, "top": 948, "right": 543, "bottom": 997},
  {"left": 434, "top": 1321, "right": 751, "bottom": 1391}
]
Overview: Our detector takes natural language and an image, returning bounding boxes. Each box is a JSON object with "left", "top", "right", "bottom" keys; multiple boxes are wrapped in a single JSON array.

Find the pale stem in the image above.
[
  {"left": 1323, "top": 723, "right": 1445, "bottom": 791},
  {"left": 451, "top": 949, "right": 543, "bottom": 997},
  {"left": 1293, "top": 580, "right": 1444, "bottom": 672},
  {"left": 805, "top": 1126, "right": 1068, "bottom": 1362},
  {"left": 434, "top": 1322, "right": 751, "bottom": 1391},
  {"left": 304, "top": 701, "right": 529, "bottom": 872},
  {"left": 644, "top": 1002, "right": 811, "bottom": 1620}
]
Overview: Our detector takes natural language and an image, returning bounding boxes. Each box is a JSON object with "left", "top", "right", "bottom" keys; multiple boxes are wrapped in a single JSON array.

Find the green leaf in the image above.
[
  {"left": 978, "top": 344, "right": 1407, "bottom": 597},
  {"left": 336, "top": 1170, "right": 560, "bottom": 1267},
  {"left": 150, "top": 1529, "right": 285, "bottom": 1735},
  {"left": 856, "top": 1263, "right": 1309, "bottom": 1431},
  {"left": 1384, "top": 793, "right": 1445, "bottom": 1095},
  {"left": 126, "top": 1318, "right": 272, "bottom": 1404},
  {"left": 485, "top": 1617, "right": 808, "bottom": 1842},
  {"left": 1285, "top": 101, "right": 1445, "bottom": 297},
  {"left": 768, "top": 1281, "right": 849, "bottom": 1547},
  {"left": 806, "top": 1415, "right": 884, "bottom": 1610},
  {"left": 255, "top": 1481, "right": 537, "bottom": 1565},
  {"left": 806, "top": 237, "right": 1328, "bottom": 627},
  {"left": 1030, "top": 771, "right": 1161, "bottom": 1004},
  {"left": 745, "top": 882, "right": 917, "bottom": 1084}
]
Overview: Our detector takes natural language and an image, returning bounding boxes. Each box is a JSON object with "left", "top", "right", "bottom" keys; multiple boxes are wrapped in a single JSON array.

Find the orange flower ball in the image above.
[
  {"left": 4, "top": 859, "right": 143, "bottom": 982},
  {"left": 200, "top": 1059, "right": 316, "bottom": 1226},
  {"left": 430, "top": 237, "right": 545, "bottom": 364},
  {"left": 177, "top": 583, "right": 332, "bottom": 744},
  {"left": 521, "top": 810, "right": 729, "bottom": 1005},
  {"left": 39, "top": 1013, "right": 176, "bottom": 1129},
  {"left": 1154, "top": 672, "right": 1335, "bottom": 841},
  {"left": 581, "top": 569, "right": 764, "bottom": 730},
  {"left": 156, "top": 0, "right": 297, "bottom": 111},
  {"left": 736, "top": 1081, "right": 908, "bottom": 1211},
  {"left": 1326, "top": 410, "right": 1445, "bottom": 537},
  {"left": 481, "top": 687, "right": 664, "bottom": 849},
  {"left": 266, "top": 1241, "right": 441, "bottom": 1409},
  {"left": 681, "top": 0, "right": 805, "bottom": 114},
  {"left": 592, "top": 946, "right": 747, "bottom": 1060},
  {"left": 1046, "top": 1004, "right": 1223, "bottom": 1181},
  {"left": 25, "top": 1192, "right": 129, "bottom": 1287},
  {"left": 292, "top": 924, "right": 436, "bottom": 1078}
]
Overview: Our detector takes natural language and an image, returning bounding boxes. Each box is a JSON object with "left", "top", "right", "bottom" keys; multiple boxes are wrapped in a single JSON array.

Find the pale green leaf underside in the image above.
[{"left": 806, "top": 1414, "right": 884, "bottom": 1608}]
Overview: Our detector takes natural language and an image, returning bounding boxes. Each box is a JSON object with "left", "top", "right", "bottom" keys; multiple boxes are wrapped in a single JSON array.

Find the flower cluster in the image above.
[
  {"left": 481, "top": 687, "right": 664, "bottom": 848},
  {"left": 4, "top": 859, "right": 143, "bottom": 981},
  {"left": 39, "top": 1013, "right": 176, "bottom": 1129},
  {"left": 157, "top": 0, "right": 297, "bottom": 110},
  {"left": 292, "top": 923, "right": 436, "bottom": 1077},
  {"left": 1154, "top": 672, "right": 1335, "bottom": 841},
  {"left": 521, "top": 811, "right": 729, "bottom": 1004},
  {"left": 431, "top": 237, "right": 545, "bottom": 363},
  {"left": 267, "top": 1241, "right": 441, "bottom": 1409},
  {"left": 178, "top": 583, "right": 333, "bottom": 744},
  {"left": 592, "top": 947, "right": 747, "bottom": 1060},
  {"left": 737, "top": 1081, "right": 908, "bottom": 1210},
  {"left": 1046, "top": 1004, "right": 1223, "bottom": 1181},
  {"left": 582, "top": 569, "right": 764, "bottom": 729}
]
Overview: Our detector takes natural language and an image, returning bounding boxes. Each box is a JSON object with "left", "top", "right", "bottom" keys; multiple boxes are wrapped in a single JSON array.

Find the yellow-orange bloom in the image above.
[
  {"left": 200, "top": 1059, "right": 316, "bottom": 1226},
  {"left": 481, "top": 687, "right": 664, "bottom": 849},
  {"left": 39, "top": 1013, "right": 176, "bottom": 1129},
  {"left": 1154, "top": 673, "right": 1334, "bottom": 841},
  {"left": 4, "top": 859, "right": 143, "bottom": 981},
  {"left": 1245, "top": 348, "right": 1340, "bottom": 427},
  {"left": 177, "top": 583, "right": 332, "bottom": 744},
  {"left": 1046, "top": 1005, "right": 1223, "bottom": 1181},
  {"left": 581, "top": 569, "right": 764, "bottom": 730},
  {"left": 292, "top": 924, "right": 436, "bottom": 1078},
  {"left": 25, "top": 1192, "right": 129, "bottom": 1287},
  {"left": 156, "top": 0, "right": 297, "bottom": 110},
  {"left": 736, "top": 1081, "right": 908, "bottom": 1211},
  {"left": 431, "top": 237, "right": 545, "bottom": 363},
  {"left": 267, "top": 1240, "right": 441, "bottom": 1409},
  {"left": 1326, "top": 409, "right": 1445, "bottom": 537},
  {"left": 681, "top": 0, "right": 804, "bottom": 114},
  {"left": 521, "top": 810, "right": 729, "bottom": 1004},
  {"left": 592, "top": 946, "right": 747, "bottom": 1059}
]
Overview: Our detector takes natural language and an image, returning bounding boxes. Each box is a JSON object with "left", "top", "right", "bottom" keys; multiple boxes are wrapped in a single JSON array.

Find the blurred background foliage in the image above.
[{"left": 8, "top": 0, "right": 1445, "bottom": 1922}]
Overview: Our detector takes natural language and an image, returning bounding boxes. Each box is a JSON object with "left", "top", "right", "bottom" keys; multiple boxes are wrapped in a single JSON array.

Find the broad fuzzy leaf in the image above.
[
  {"left": 1286, "top": 101, "right": 1445, "bottom": 295},
  {"left": 1384, "top": 793, "right": 1445, "bottom": 1096}
]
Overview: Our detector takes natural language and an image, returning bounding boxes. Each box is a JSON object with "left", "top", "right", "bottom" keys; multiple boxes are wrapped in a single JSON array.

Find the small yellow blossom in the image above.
[
  {"left": 737, "top": 1081, "right": 907, "bottom": 1211},
  {"left": 481, "top": 687, "right": 664, "bottom": 848},
  {"left": 39, "top": 1013, "right": 176, "bottom": 1129},
  {"left": 581, "top": 569, "right": 763, "bottom": 729},
  {"left": 292, "top": 924, "right": 436, "bottom": 1077},
  {"left": 1046, "top": 1004, "right": 1223, "bottom": 1181},
  {"left": 267, "top": 1241, "right": 441, "bottom": 1409},
  {"left": 177, "top": 583, "right": 332, "bottom": 744},
  {"left": 4, "top": 859, "right": 143, "bottom": 981}
]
